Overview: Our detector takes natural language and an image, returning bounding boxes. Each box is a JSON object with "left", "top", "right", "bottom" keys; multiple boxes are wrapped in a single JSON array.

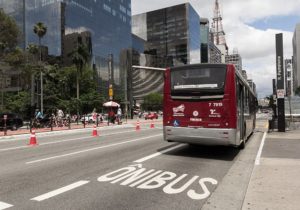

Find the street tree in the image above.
[
  {"left": 142, "top": 93, "right": 163, "bottom": 111},
  {"left": 0, "top": 9, "right": 19, "bottom": 58},
  {"left": 33, "top": 22, "right": 47, "bottom": 114},
  {"left": 68, "top": 44, "right": 90, "bottom": 100}
]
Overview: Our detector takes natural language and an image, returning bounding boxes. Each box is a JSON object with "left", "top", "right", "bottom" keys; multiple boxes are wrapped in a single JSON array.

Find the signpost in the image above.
[{"left": 275, "top": 33, "right": 285, "bottom": 132}]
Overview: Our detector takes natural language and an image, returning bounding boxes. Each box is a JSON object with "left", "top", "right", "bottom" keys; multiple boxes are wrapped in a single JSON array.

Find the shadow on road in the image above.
[{"left": 158, "top": 143, "right": 240, "bottom": 161}]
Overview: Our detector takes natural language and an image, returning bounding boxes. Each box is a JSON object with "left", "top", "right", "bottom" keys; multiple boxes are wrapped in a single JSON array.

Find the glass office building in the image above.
[
  {"left": 131, "top": 3, "right": 201, "bottom": 102},
  {"left": 0, "top": 0, "right": 132, "bottom": 101},
  {"left": 132, "top": 3, "right": 201, "bottom": 66},
  {"left": 0, "top": 0, "right": 26, "bottom": 49}
]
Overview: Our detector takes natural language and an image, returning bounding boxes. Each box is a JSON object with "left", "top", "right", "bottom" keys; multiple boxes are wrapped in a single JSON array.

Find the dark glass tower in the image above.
[
  {"left": 1, "top": 0, "right": 132, "bottom": 102},
  {"left": 132, "top": 3, "right": 201, "bottom": 66},
  {"left": 131, "top": 3, "right": 201, "bottom": 102}
]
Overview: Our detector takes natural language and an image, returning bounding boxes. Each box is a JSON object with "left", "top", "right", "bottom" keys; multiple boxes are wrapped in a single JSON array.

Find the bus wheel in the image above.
[{"left": 239, "top": 138, "right": 245, "bottom": 149}]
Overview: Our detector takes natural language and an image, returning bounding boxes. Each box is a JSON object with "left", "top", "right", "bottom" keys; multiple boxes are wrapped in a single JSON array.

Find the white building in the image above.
[
  {"left": 285, "top": 58, "right": 294, "bottom": 96},
  {"left": 292, "top": 23, "right": 300, "bottom": 90}
]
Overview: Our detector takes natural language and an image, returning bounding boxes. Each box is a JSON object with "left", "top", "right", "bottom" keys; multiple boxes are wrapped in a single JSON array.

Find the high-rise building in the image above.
[
  {"left": 208, "top": 36, "right": 222, "bottom": 64},
  {"left": 200, "top": 18, "right": 209, "bottom": 63},
  {"left": 0, "top": 0, "right": 132, "bottom": 101},
  {"left": 132, "top": 3, "right": 201, "bottom": 66},
  {"left": 131, "top": 3, "right": 201, "bottom": 103},
  {"left": 293, "top": 23, "right": 300, "bottom": 90},
  {"left": 0, "top": 0, "right": 26, "bottom": 49},
  {"left": 285, "top": 58, "right": 294, "bottom": 96},
  {"left": 225, "top": 52, "right": 242, "bottom": 72}
]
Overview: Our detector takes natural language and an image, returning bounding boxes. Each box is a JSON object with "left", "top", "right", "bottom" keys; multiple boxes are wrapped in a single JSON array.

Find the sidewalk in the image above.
[
  {"left": 242, "top": 129, "right": 300, "bottom": 210},
  {"left": 0, "top": 118, "right": 162, "bottom": 139}
]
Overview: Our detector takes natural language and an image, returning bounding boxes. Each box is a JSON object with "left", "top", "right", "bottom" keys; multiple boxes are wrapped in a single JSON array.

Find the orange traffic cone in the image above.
[
  {"left": 92, "top": 125, "right": 98, "bottom": 136},
  {"left": 28, "top": 129, "right": 38, "bottom": 146},
  {"left": 150, "top": 120, "right": 155, "bottom": 128},
  {"left": 136, "top": 120, "right": 140, "bottom": 131}
]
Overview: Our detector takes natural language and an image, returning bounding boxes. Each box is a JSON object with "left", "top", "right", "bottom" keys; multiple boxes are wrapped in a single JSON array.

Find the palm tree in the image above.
[
  {"left": 33, "top": 22, "right": 47, "bottom": 114},
  {"left": 69, "top": 44, "right": 90, "bottom": 101}
]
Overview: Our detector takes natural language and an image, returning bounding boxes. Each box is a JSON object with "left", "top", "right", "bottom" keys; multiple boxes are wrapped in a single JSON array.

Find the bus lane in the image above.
[{"left": 95, "top": 142, "right": 242, "bottom": 209}]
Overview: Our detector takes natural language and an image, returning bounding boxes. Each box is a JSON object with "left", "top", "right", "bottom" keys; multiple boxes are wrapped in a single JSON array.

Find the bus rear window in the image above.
[{"left": 171, "top": 67, "right": 226, "bottom": 94}]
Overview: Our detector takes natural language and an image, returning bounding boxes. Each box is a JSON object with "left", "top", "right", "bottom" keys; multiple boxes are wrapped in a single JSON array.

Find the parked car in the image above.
[
  {"left": 145, "top": 112, "right": 158, "bottom": 120},
  {"left": 0, "top": 113, "right": 23, "bottom": 130},
  {"left": 81, "top": 114, "right": 96, "bottom": 124}
]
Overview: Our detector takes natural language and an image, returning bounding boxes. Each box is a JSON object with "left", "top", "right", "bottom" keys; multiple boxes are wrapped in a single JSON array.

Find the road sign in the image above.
[
  {"left": 3, "top": 115, "right": 7, "bottom": 120},
  {"left": 109, "top": 88, "right": 113, "bottom": 97},
  {"left": 277, "top": 89, "right": 285, "bottom": 99}
]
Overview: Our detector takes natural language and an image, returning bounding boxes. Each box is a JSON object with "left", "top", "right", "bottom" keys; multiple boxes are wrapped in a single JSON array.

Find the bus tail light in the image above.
[{"left": 167, "top": 116, "right": 172, "bottom": 124}]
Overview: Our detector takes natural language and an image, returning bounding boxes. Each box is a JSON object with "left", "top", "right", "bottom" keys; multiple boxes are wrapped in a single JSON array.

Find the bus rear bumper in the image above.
[{"left": 164, "top": 126, "right": 238, "bottom": 146}]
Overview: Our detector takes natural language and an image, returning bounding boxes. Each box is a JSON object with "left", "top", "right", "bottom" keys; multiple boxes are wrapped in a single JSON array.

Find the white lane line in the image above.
[
  {"left": 26, "top": 134, "right": 162, "bottom": 164},
  {"left": 255, "top": 132, "right": 267, "bottom": 165},
  {"left": 30, "top": 180, "right": 90, "bottom": 201},
  {"left": 0, "top": 145, "right": 28, "bottom": 152},
  {"left": 0, "top": 201, "right": 13, "bottom": 210},
  {"left": 0, "top": 129, "right": 144, "bottom": 152},
  {"left": 134, "top": 144, "right": 185, "bottom": 163}
]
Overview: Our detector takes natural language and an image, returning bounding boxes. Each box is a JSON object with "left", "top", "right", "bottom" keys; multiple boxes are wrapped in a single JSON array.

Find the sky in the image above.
[{"left": 131, "top": 0, "right": 300, "bottom": 98}]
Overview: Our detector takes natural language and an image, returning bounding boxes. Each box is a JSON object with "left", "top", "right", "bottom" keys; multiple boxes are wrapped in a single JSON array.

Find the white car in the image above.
[{"left": 81, "top": 114, "right": 96, "bottom": 123}]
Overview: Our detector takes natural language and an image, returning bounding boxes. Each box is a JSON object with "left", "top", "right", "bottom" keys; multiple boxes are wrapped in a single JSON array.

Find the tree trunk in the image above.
[{"left": 76, "top": 73, "right": 79, "bottom": 100}]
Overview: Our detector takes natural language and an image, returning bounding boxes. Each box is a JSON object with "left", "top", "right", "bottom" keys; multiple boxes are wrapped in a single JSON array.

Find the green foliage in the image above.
[
  {"left": 69, "top": 44, "right": 90, "bottom": 76},
  {"left": 68, "top": 43, "right": 90, "bottom": 101},
  {"left": 295, "top": 86, "right": 300, "bottom": 96},
  {"left": 142, "top": 93, "right": 163, "bottom": 111},
  {"left": 4, "top": 47, "right": 25, "bottom": 66},
  {"left": 0, "top": 9, "right": 20, "bottom": 57},
  {"left": 33, "top": 22, "right": 47, "bottom": 41},
  {"left": 266, "top": 94, "right": 275, "bottom": 108},
  {"left": 4, "top": 91, "right": 30, "bottom": 118}
]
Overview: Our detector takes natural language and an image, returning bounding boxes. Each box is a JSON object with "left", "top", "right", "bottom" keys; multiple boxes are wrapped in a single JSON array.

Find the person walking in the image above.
[{"left": 117, "top": 107, "right": 122, "bottom": 124}]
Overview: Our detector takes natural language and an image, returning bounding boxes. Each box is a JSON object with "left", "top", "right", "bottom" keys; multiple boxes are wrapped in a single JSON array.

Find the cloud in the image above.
[{"left": 132, "top": 0, "right": 300, "bottom": 98}]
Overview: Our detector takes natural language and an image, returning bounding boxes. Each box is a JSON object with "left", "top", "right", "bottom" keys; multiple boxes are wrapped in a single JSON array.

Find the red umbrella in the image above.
[{"left": 103, "top": 101, "right": 120, "bottom": 107}]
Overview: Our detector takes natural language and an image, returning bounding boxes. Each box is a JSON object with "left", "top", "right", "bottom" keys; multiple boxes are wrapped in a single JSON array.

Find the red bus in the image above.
[{"left": 163, "top": 64, "right": 257, "bottom": 149}]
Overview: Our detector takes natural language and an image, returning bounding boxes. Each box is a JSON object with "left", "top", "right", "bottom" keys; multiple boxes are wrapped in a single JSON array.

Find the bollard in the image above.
[
  {"left": 29, "top": 118, "right": 32, "bottom": 133},
  {"left": 83, "top": 114, "right": 86, "bottom": 128},
  {"left": 4, "top": 118, "right": 7, "bottom": 136},
  {"left": 68, "top": 117, "right": 70, "bottom": 129},
  {"left": 50, "top": 117, "right": 53, "bottom": 131}
]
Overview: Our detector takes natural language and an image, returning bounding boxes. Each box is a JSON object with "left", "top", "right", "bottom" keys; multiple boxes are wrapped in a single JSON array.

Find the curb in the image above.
[{"left": 0, "top": 123, "right": 135, "bottom": 141}]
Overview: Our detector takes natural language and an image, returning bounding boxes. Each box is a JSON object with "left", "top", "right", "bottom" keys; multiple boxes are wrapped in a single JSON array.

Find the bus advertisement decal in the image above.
[{"left": 173, "top": 104, "right": 185, "bottom": 116}]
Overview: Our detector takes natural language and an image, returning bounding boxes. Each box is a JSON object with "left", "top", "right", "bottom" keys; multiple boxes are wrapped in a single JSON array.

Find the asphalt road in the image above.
[{"left": 0, "top": 120, "right": 268, "bottom": 210}]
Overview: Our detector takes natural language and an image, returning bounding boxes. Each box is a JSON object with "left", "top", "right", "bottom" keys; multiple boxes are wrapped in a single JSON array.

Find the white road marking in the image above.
[
  {"left": 134, "top": 144, "right": 185, "bottom": 163},
  {"left": 0, "top": 129, "right": 146, "bottom": 152},
  {"left": 30, "top": 180, "right": 90, "bottom": 201},
  {"left": 255, "top": 132, "right": 267, "bottom": 165},
  {"left": 0, "top": 201, "right": 13, "bottom": 210},
  {"left": 26, "top": 134, "right": 162, "bottom": 164},
  {"left": 0, "top": 145, "right": 28, "bottom": 152}
]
